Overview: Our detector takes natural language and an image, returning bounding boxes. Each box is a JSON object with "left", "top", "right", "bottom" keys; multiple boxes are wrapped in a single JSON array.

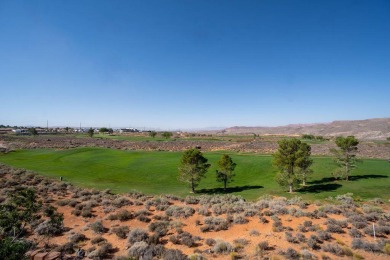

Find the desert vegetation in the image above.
[{"left": 0, "top": 164, "right": 389, "bottom": 259}]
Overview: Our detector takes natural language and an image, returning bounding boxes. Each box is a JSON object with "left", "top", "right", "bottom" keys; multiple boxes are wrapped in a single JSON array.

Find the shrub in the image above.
[
  {"left": 384, "top": 243, "right": 390, "bottom": 255},
  {"left": 352, "top": 238, "right": 382, "bottom": 252},
  {"left": 326, "top": 224, "right": 344, "bottom": 234},
  {"left": 206, "top": 238, "right": 216, "bottom": 246},
  {"left": 249, "top": 229, "right": 260, "bottom": 236},
  {"left": 128, "top": 241, "right": 149, "bottom": 258},
  {"left": 233, "top": 214, "right": 248, "bottom": 224},
  {"left": 300, "top": 249, "right": 316, "bottom": 260},
  {"left": 284, "top": 247, "right": 299, "bottom": 259},
  {"left": 128, "top": 228, "right": 149, "bottom": 245},
  {"left": 111, "top": 226, "right": 129, "bottom": 239},
  {"left": 166, "top": 205, "right": 195, "bottom": 218},
  {"left": 117, "top": 209, "right": 133, "bottom": 221},
  {"left": 91, "top": 236, "right": 107, "bottom": 245},
  {"left": 316, "top": 230, "right": 332, "bottom": 241},
  {"left": 162, "top": 248, "right": 187, "bottom": 260},
  {"left": 148, "top": 221, "right": 169, "bottom": 236},
  {"left": 322, "top": 243, "right": 344, "bottom": 256},
  {"left": 348, "top": 228, "right": 363, "bottom": 238},
  {"left": 69, "top": 233, "right": 87, "bottom": 243},
  {"left": 56, "top": 242, "right": 75, "bottom": 254},
  {"left": 203, "top": 217, "right": 229, "bottom": 231},
  {"left": 213, "top": 240, "right": 232, "bottom": 254},
  {"left": 89, "top": 221, "right": 105, "bottom": 234},
  {"left": 197, "top": 206, "right": 210, "bottom": 216}
]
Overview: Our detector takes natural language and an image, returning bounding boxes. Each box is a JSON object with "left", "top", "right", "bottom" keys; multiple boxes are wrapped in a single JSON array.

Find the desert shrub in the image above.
[
  {"left": 185, "top": 196, "right": 200, "bottom": 204},
  {"left": 112, "top": 197, "right": 132, "bottom": 208},
  {"left": 244, "top": 208, "right": 258, "bottom": 217},
  {"left": 319, "top": 205, "right": 342, "bottom": 215},
  {"left": 0, "top": 237, "right": 32, "bottom": 260},
  {"left": 111, "top": 226, "right": 129, "bottom": 239},
  {"left": 91, "top": 236, "right": 107, "bottom": 245},
  {"left": 206, "top": 238, "right": 216, "bottom": 246},
  {"left": 128, "top": 228, "right": 149, "bottom": 245},
  {"left": 71, "top": 209, "right": 81, "bottom": 216},
  {"left": 128, "top": 241, "right": 149, "bottom": 258},
  {"left": 162, "top": 248, "right": 187, "bottom": 260},
  {"left": 285, "top": 232, "right": 299, "bottom": 243},
  {"left": 364, "top": 225, "right": 390, "bottom": 237},
  {"left": 351, "top": 238, "right": 382, "bottom": 252},
  {"left": 296, "top": 232, "right": 306, "bottom": 243},
  {"left": 365, "top": 212, "right": 380, "bottom": 221},
  {"left": 283, "top": 247, "right": 300, "bottom": 259},
  {"left": 56, "top": 242, "right": 75, "bottom": 254},
  {"left": 316, "top": 230, "right": 332, "bottom": 241},
  {"left": 259, "top": 216, "right": 268, "bottom": 224},
  {"left": 203, "top": 216, "right": 229, "bottom": 231},
  {"left": 137, "top": 214, "right": 151, "bottom": 223},
  {"left": 249, "top": 229, "right": 260, "bottom": 236},
  {"left": 233, "top": 238, "right": 248, "bottom": 247},
  {"left": 197, "top": 205, "right": 210, "bottom": 216},
  {"left": 362, "top": 204, "right": 383, "bottom": 214},
  {"left": 322, "top": 243, "right": 344, "bottom": 256},
  {"left": 233, "top": 214, "right": 248, "bottom": 224},
  {"left": 300, "top": 249, "right": 317, "bottom": 260},
  {"left": 148, "top": 221, "right": 170, "bottom": 236},
  {"left": 69, "top": 233, "right": 87, "bottom": 243},
  {"left": 81, "top": 208, "right": 93, "bottom": 218},
  {"left": 89, "top": 221, "right": 105, "bottom": 234},
  {"left": 326, "top": 224, "right": 344, "bottom": 234},
  {"left": 88, "top": 243, "right": 113, "bottom": 260},
  {"left": 213, "top": 240, "right": 232, "bottom": 254},
  {"left": 307, "top": 236, "right": 319, "bottom": 250},
  {"left": 188, "top": 253, "right": 206, "bottom": 260},
  {"left": 117, "top": 209, "right": 133, "bottom": 221},
  {"left": 349, "top": 228, "right": 363, "bottom": 238},
  {"left": 166, "top": 205, "right": 195, "bottom": 218}
]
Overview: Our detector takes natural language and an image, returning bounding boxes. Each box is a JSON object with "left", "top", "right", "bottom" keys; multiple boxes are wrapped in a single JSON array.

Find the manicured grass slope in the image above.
[{"left": 0, "top": 148, "right": 389, "bottom": 200}]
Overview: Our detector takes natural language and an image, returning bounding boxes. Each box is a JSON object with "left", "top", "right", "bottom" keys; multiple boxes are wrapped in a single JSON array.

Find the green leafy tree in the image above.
[
  {"left": 330, "top": 136, "right": 359, "bottom": 181},
  {"left": 162, "top": 131, "right": 173, "bottom": 139},
  {"left": 99, "top": 127, "right": 109, "bottom": 134},
  {"left": 28, "top": 128, "right": 38, "bottom": 136},
  {"left": 296, "top": 142, "right": 313, "bottom": 186},
  {"left": 87, "top": 128, "right": 94, "bottom": 138},
  {"left": 178, "top": 148, "right": 210, "bottom": 193},
  {"left": 0, "top": 237, "right": 31, "bottom": 260},
  {"left": 216, "top": 154, "right": 237, "bottom": 191},
  {"left": 149, "top": 131, "right": 157, "bottom": 138},
  {"left": 0, "top": 188, "right": 41, "bottom": 238},
  {"left": 273, "top": 139, "right": 312, "bottom": 193}
]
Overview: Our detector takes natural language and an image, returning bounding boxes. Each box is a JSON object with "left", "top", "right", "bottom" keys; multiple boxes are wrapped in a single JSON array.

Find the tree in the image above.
[
  {"left": 162, "top": 132, "right": 173, "bottom": 139},
  {"left": 178, "top": 148, "right": 210, "bottom": 193},
  {"left": 273, "top": 139, "right": 312, "bottom": 193},
  {"left": 330, "top": 136, "right": 359, "bottom": 181},
  {"left": 99, "top": 127, "right": 109, "bottom": 134},
  {"left": 28, "top": 128, "right": 38, "bottom": 136},
  {"left": 216, "top": 154, "right": 237, "bottom": 191},
  {"left": 296, "top": 142, "right": 313, "bottom": 186},
  {"left": 149, "top": 131, "right": 157, "bottom": 138},
  {"left": 87, "top": 128, "right": 94, "bottom": 138}
]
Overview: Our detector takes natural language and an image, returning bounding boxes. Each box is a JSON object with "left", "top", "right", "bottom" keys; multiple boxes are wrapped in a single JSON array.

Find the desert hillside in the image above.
[{"left": 223, "top": 118, "right": 390, "bottom": 140}]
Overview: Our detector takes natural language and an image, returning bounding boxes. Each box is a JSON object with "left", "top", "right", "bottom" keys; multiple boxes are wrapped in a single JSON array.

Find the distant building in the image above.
[{"left": 119, "top": 128, "right": 140, "bottom": 133}]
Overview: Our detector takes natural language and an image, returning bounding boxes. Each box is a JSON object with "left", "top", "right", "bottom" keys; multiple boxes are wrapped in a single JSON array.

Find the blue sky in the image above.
[{"left": 1, "top": 0, "right": 389, "bottom": 129}]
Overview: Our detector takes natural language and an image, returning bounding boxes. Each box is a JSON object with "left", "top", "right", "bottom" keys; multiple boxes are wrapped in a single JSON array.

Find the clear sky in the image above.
[{"left": 1, "top": 0, "right": 389, "bottom": 130}]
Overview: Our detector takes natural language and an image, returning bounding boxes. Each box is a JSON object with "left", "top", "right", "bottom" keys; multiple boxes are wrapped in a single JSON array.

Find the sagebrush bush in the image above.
[
  {"left": 91, "top": 236, "right": 107, "bottom": 245},
  {"left": 111, "top": 226, "right": 129, "bottom": 239},
  {"left": 69, "top": 233, "right": 87, "bottom": 243},
  {"left": 89, "top": 221, "right": 105, "bottom": 234},
  {"left": 128, "top": 228, "right": 149, "bottom": 245},
  {"left": 213, "top": 240, "right": 232, "bottom": 254}
]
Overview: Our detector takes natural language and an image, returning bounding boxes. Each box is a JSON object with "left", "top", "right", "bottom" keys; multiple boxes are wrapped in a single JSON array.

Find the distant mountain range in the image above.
[{"left": 222, "top": 118, "right": 390, "bottom": 140}]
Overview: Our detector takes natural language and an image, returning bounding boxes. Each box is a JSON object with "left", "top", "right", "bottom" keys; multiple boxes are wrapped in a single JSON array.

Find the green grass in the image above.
[{"left": 0, "top": 148, "right": 389, "bottom": 201}]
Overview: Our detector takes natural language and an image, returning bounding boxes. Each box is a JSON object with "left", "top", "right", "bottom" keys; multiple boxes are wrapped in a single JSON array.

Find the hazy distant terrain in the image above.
[{"left": 222, "top": 118, "right": 390, "bottom": 140}]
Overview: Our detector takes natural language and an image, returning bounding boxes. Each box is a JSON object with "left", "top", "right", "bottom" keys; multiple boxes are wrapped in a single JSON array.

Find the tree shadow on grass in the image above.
[
  {"left": 299, "top": 183, "right": 342, "bottom": 194},
  {"left": 308, "top": 174, "right": 387, "bottom": 185},
  {"left": 197, "top": 185, "right": 263, "bottom": 195}
]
